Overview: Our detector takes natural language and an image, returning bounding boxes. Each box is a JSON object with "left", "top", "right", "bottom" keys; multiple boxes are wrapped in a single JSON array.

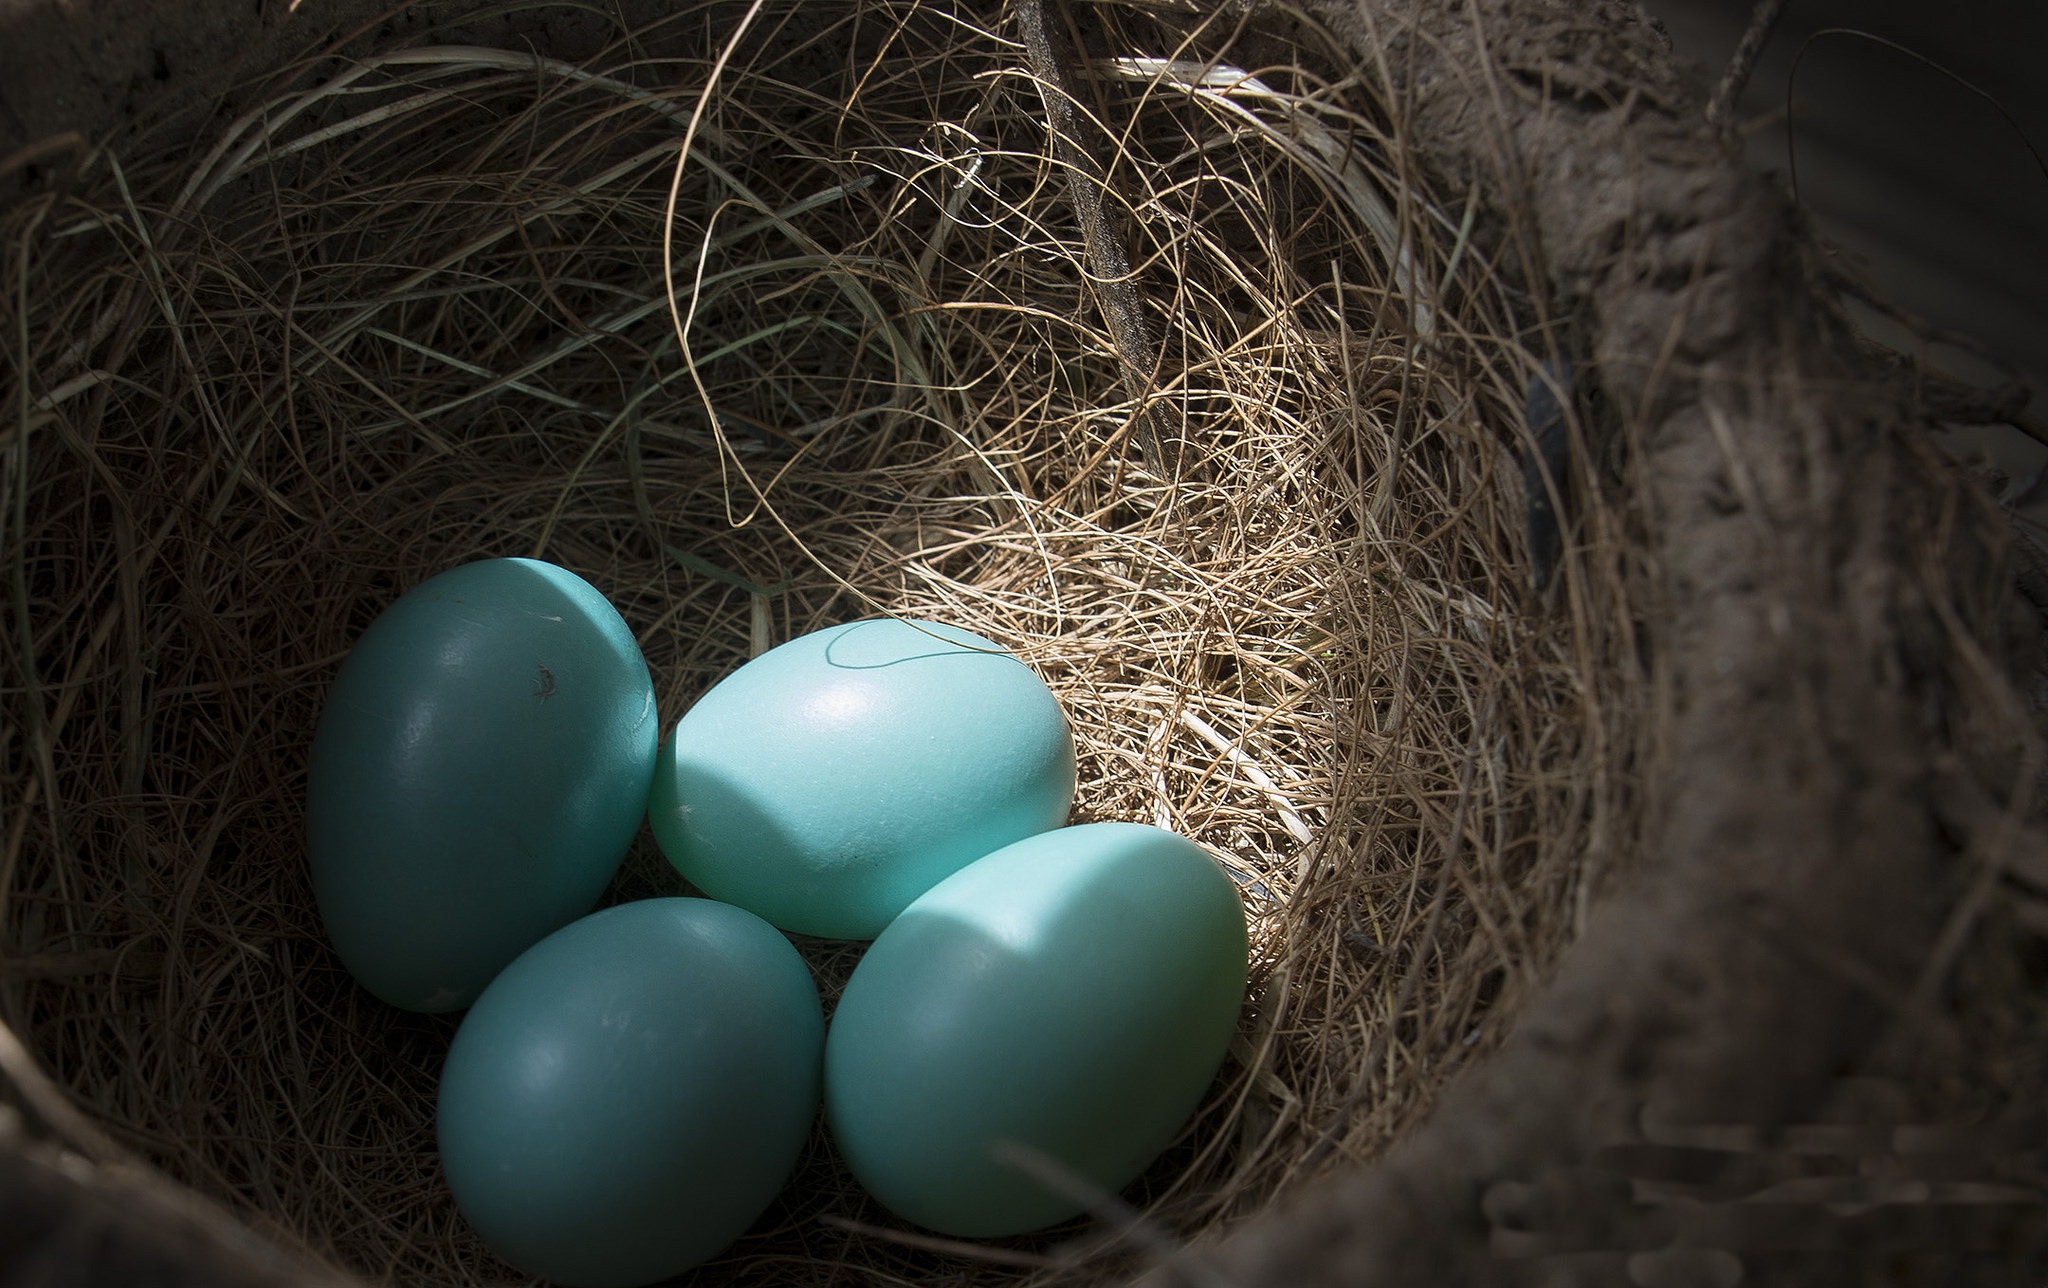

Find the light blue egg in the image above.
[
  {"left": 824, "top": 822, "right": 1248, "bottom": 1236},
  {"left": 307, "top": 557, "right": 658, "bottom": 1012},
  {"left": 438, "top": 898, "right": 823, "bottom": 1288},
  {"left": 648, "top": 618, "right": 1076, "bottom": 939}
]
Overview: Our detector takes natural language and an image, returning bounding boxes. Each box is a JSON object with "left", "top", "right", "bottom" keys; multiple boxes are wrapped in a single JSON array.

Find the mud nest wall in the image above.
[{"left": 3, "top": 1, "right": 2046, "bottom": 1286}]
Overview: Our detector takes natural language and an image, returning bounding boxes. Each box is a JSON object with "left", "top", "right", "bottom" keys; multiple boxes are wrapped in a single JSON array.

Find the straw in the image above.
[{"left": 1, "top": 2, "right": 1651, "bottom": 1283}]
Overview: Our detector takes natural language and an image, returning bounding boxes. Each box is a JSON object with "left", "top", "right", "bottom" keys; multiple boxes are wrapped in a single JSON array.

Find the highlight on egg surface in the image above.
[
  {"left": 437, "top": 897, "right": 824, "bottom": 1288},
  {"left": 822, "top": 821, "right": 1249, "bottom": 1237},
  {"left": 648, "top": 617, "right": 1077, "bottom": 939},
  {"left": 306, "top": 557, "right": 658, "bottom": 1012}
]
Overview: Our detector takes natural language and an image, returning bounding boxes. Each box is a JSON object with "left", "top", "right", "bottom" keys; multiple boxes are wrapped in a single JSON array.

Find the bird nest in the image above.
[{"left": 3, "top": 0, "right": 2042, "bottom": 1284}]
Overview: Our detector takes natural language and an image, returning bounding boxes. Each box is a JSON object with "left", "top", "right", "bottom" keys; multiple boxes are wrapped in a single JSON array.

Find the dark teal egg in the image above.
[
  {"left": 823, "top": 822, "right": 1248, "bottom": 1236},
  {"left": 437, "top": 898, "right": 823, "bottom": 1288},
  {"left": 307, "top": 557, "right": 657, "bottom": 1012},
  {"left": 648, "top": 618, "right": 1076, "bottom": 940}
]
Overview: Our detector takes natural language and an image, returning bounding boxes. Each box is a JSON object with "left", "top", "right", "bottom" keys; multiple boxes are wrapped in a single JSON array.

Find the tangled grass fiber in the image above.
[{"left": 2, "top": 0, "right": 1653, "bottom": 1282}]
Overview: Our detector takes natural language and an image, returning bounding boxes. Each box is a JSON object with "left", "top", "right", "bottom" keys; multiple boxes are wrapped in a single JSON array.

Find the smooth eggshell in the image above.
[
  {"left": 307, "top": 557, "right": 658, "bottom": 1012},
  {"left": 438, "top": 898, "right": 822, "bottom": 1288},
  {"left": 823, "top": 822, "right": 1248, "bottom": 1236},
  {"left": 648, "top": 618, "right": 1076, "bottom": 939}
]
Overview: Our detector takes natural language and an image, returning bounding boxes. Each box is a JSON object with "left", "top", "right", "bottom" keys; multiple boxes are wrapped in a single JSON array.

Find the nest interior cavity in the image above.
[{"left": 0, "top": 2, "right": 1651, "bottom": 1282}]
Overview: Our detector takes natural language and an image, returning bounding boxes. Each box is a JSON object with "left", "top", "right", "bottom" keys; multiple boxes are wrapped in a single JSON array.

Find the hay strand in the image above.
[{"left": 2, "top": 2, "right": 1653, "bottom": 1283}]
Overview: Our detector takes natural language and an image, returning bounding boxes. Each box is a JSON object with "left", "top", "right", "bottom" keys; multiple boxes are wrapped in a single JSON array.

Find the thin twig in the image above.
[
  {"left": 1016, "top": 0, "right": 1176, "bottom": 474},
  {"left": 1706, "top": 0, "right": 1786, "bottom": 140}
]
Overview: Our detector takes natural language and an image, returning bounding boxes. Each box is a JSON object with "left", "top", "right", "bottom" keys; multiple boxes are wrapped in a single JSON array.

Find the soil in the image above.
[{"left": 1145, "top": 2, "right": 2047, "bottom": 1284}]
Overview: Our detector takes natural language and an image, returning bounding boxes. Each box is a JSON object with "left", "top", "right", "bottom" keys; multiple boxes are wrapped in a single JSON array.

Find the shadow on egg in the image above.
[{"left": 819, "top": 822, "right": 1248, "bottom": 1239}]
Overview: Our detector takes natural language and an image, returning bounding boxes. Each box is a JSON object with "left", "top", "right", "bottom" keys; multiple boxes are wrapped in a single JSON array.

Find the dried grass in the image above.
[{"left": 1, "top": 1, "right": 1650, "bottom": 1283}]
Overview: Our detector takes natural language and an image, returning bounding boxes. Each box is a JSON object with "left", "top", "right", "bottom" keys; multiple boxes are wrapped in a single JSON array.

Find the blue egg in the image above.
[
  {"left": 824, "top": 822, "right": 1248, "bottom": 1236},
  {"left": 438, "top": 898, "right": 823, "bottom": 1288},
  {"left": 307, "top": 558, "right": 658, "bottom": 1012},
  {"left": 648, "top": 618, "right": 1076, "bottom": 939}
]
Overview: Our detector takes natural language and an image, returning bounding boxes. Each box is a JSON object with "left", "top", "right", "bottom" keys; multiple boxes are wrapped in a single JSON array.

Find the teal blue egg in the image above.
[
  {"left": 307, "top": 557, "right": 658, "bottom": 1012},
  {"left": 823, "top": 822, "right": 1248, "bottom": 1236},
  {"left": 647, "top": 618, "right": 1075, "bottom": 939},
  {"left": 437, "top": 898, "right": 822, "bottom": 1288}
]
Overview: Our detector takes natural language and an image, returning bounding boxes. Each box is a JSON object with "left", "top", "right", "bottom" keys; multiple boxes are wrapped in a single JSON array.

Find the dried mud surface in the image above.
[{"left": 1160, "top": 1, "right": 2048, "bottom": 1284}]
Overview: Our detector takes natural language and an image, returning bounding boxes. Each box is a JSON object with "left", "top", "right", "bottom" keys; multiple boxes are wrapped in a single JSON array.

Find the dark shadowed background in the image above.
[{"left": 1641, "top": 0, "right": 2048, "bottom": 518}]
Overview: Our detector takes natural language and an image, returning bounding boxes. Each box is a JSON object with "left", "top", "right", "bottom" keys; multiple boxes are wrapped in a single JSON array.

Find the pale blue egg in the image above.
[
  {"left": 307, "top": 557, "right": 657, "bottom": 1012},
  {"left": 824, "top": 822, "right": 1248, "bottom": 1236},
  {"left": 437, "top": 898, "right": 822, "bottom": 1288},
  {"left": 648, "top": 618, "right": 1076, "bottom": 939}
]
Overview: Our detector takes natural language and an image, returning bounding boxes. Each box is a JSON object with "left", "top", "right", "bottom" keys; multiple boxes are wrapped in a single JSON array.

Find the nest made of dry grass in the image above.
[{"left": 1, "top": 1, "right": 1650, "bottom": 1283}]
